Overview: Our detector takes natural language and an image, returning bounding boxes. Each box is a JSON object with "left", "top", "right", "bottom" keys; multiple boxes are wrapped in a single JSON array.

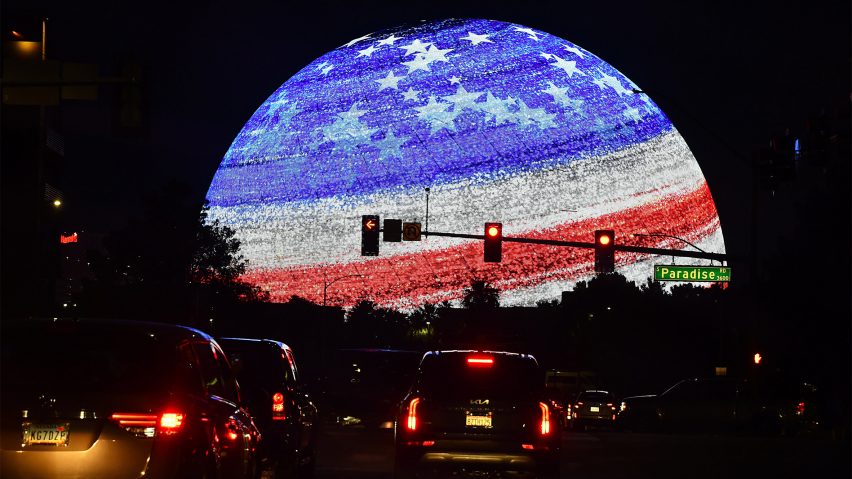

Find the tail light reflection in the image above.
[{"left": 272, "top": 392, "right": 286, "bottom": 421}]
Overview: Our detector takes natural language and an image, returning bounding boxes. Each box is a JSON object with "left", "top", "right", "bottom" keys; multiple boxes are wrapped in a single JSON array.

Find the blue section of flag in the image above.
[{"left": 207, "top": 18, "right": 672, "bottom": 208}]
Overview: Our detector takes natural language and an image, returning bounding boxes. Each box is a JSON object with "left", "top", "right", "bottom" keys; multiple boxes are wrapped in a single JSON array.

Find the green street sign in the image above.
[{"left": 654, "top": 265, "right": 731, "bottom": 282}]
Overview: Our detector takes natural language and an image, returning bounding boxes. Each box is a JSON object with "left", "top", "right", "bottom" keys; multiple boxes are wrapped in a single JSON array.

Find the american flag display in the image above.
[{"left": 205, "top": 18, "right": 726, "bottom": 308}]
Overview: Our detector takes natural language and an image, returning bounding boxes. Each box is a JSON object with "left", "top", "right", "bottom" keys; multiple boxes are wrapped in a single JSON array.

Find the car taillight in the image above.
[
  {"left": 159, "top": 413, "right": 184, "bottom": 434},
  {"left": 539, "top": 402, "right": 551, "bottom": 435},
  {"left": 796, "top": 402, "right": 806, "bottom": 415},
  {"left": 272, "top": 392, "right": 286, "bottom": 421},
  {"left": 467, "top": 355, "right": 494, "bottom": 367},
  {"left": 406, "top": 398, "right": 421, "bottom": 431},
  {"left": 111, "top": 412, "right": 183, "bottom": 438}
]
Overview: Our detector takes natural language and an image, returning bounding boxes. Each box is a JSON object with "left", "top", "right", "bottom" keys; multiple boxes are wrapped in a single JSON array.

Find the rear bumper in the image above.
[
  {"left": 396, "top": 438, "right": 558, "bottom": 472},
  {"left": 575, "top": 413, "right": 616, "bottom": 421},
  {"left": 1, "top": 441, "right": 155, "bottom": 479}
]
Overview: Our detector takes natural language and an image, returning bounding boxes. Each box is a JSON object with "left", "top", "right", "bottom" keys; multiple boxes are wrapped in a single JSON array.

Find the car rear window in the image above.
[
  {"left": 219, "top": 340, "right": 290, "bottom": 389},
  {"left": 417, "top": 354, "right": 543, "bottom": 400},
  {"left": 1, "top": 323, "right": 186, "bottom": 395},
  {"left": 578, "top": 392, "right": 612, "bottom": 402}
]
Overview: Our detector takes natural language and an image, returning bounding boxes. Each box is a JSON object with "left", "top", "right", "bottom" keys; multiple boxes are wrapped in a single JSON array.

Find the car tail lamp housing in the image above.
[
  {"left": 272, "top": 392, "right": 286, "bottom": 421},
  {"left": 159, "top": 413, "right": 184, "bottom": 434},
  {"left": 466, "top": 355, "right": 494, "bottom": 367},
  {"left": 538, "top": 402, "right": 551, "bottom": 435},
  {"left": 406, "top": 397, "right": 421, "bottom": 431},
  {"left": 111, "top": 412, "right": 184, "bottom": 438}
]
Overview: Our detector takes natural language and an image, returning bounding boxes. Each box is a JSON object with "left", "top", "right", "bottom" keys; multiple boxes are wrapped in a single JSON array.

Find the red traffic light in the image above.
[
  {"left": 484, "top": 222, "right": 502, "bottom": 263},
  {"left": 594, "top": 229, "right": 615, "bottom": 273}
]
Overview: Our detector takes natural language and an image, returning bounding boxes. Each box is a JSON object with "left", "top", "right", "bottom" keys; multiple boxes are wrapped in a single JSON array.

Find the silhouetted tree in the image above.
[{"left": 461, "top": 279, "right": 500, "bottom": 310}]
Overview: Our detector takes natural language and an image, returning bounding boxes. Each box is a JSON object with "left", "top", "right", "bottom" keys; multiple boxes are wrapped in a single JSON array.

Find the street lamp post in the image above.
[{"left": 323, "top": 273, "right": 362, "bottom": 307}]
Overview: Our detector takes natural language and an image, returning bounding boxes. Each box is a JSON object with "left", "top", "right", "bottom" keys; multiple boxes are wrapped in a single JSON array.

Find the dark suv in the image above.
[
  {"left": 394, "top": 350, "right": 560, "bottom": 479},
  {"left": 0, "top": 318, "right": 260, "bottom": 479},
  {"left": 218, "top": 338, "right": 318, "bottom": 478},
  {"left": 571, "top": 390, "right": 617, "bottom": 430}
]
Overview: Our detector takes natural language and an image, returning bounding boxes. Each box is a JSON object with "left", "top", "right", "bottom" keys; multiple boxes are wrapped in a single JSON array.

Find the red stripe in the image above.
[{"left": 243, "top": 182, "right": 721, "bottom": 306}]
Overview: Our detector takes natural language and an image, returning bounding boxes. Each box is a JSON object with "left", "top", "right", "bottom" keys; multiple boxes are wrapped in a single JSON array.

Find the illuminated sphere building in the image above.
[{"left": 205, "top": 19, "right": 726, "bottom": 308}]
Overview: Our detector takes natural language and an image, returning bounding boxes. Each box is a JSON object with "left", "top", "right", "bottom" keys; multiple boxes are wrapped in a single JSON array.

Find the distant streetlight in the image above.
[
  {"left": 632, "top": 232, "right": 717, "bottom": 264},
  {"left": 52, "top": 199, "right": 62, "bottom": 208},
  {"left": 323, "top": 273, "right": 362, "bottom": 307}
]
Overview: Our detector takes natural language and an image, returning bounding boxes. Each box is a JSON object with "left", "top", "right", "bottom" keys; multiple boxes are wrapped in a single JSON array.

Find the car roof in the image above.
[
  {"left": 1, "top": 317, "right": 213, "bottom": 344},
  {"left": 218, "top": 337, "right": 291, "bottom": 351},
  {"left": 421, "top": 350, "right": 538, "bottom": 365}
]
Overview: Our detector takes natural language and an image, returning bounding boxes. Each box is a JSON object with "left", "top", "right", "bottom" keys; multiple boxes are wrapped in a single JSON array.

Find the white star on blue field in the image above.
[{"left": 208, "top": 18, "right": 666, "bottom": 209}]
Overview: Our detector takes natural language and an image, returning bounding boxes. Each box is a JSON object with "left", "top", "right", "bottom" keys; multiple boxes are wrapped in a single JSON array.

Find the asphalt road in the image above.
[{"left": 315, "top": 424, "right": 850, "bottom": 479}]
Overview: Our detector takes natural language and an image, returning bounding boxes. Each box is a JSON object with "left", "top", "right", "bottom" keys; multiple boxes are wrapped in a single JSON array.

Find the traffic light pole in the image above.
[{"left": 420, "top": 230, "right": 728, "bottom": 263}]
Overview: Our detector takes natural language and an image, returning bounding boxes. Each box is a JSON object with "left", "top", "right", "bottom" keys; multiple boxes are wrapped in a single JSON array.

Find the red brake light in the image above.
[
  {"left": 159, "top": 413, "right": 184, "bottom": 433},
  {"left": 467, "top": 356, "right": 494, "bottom": 367},
  {"left": 539, "top": 402, "right": 551, "bottom": 435},
  {"left": 522, "top": 444, "right": 534, "bottom": 450},
  {"left": 111, "top": 413, "right": 157, "bottom": 427},
  {"left": 111, "top": 412, "right": 183, "bottom": 437},
  {"left": 406, "top": 397, "right": 421, "bottom": 431},
  {"left": 272, "top": 392, "right": 286, "bottom": 420}
]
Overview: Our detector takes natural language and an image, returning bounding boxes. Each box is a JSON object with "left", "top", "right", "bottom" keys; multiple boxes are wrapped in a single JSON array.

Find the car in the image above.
[
  {"left": 615, "top": 394, "right": 658, "bottom": 432},
  {"left": 617, "top": 378, "right": 740, "bottom": 433},
  {"left": 394, "top": 350, "right": 560, "bottom": 479},
  {"left": 217, "top": 338, "right": 318, "bottom": 478},
  {"left": 570, "top": 390, "right": 618, "bottom": 430},
  {"left": 0, "top": 318, "right": 260, "bottom": 479},
  {"left": 655, "top": 378, "right": 739, "bottom": 433}
]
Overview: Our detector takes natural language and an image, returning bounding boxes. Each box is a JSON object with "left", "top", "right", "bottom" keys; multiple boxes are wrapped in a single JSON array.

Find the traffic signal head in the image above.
[
  {"left": 361, "top": 215, "right": 379, "bottom": 256},
  {"left": 484, "top": 222, "right": 502, "bottom": 263},
  {"left": 383, "top": 219, "right": 402, "bottom": 242},
  {"left": 594, "top": 229, "right": 615, "bottom": 273}
]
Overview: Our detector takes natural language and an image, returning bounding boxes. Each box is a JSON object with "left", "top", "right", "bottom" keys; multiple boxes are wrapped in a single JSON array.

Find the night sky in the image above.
[{"left": 4, "top": 0, "right": 850, "bottom": 284}]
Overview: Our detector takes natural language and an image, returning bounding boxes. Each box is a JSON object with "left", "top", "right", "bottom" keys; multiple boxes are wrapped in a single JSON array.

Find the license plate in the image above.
[
  {"left": 590, "top": 406, "right": 600, "bottom": 412},
  {"left": 465, "top": 412, "right": 493, "bottom": 428},
  {"left": 23, "top": 423, "right": 70, "bottom": 446}
]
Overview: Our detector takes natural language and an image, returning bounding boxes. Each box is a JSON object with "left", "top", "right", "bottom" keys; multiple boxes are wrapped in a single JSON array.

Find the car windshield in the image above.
[
  {"left": 418, "top": 354, "right": 542, "bottom": 400},
  {"left": 1, "top": 323, "right": 182, "bottom": 395}
]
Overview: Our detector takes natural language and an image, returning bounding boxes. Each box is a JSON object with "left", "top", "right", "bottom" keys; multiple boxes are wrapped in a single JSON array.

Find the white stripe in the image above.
[{"left": 208, "top": 130, "right": 710, "bottom": 270}]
